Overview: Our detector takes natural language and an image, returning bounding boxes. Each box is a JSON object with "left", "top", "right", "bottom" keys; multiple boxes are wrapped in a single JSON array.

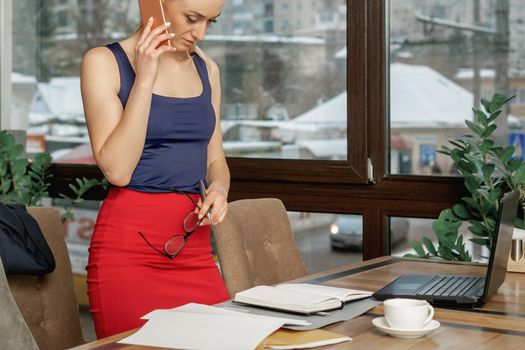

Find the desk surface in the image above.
[{"left": 71, "top": 257, "right": 525, "bottom": 350}]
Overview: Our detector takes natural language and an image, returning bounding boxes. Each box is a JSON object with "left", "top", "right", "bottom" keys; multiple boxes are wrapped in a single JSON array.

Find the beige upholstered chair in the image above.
[
  {"left": 7, "top": 207, "right": 84, "bottom": 350},
  {"left": 0, "top": 259, "right": 39, "bottom": 350},
  {"left": 212, "top": 198, "right": 309, "bottom": 297}
]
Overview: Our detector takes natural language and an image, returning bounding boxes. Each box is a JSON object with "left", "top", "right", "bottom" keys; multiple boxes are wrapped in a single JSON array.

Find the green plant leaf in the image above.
[
  {"left": 465, "top": 120, "right": 483, "bottom": 136},
  {"left": 501, "top": 146, "right": 515, "bottom": 161},
  {"left": 442, "top": 208, "right": 454, "bottom": 220},
  {"left": 479, "top": 139, "right": 494, "bottom": 154},
  {"left": 514, "top": 163, "right": 525, "bottom": 183},
  {"left": 477, "top": 188, "right": 491, "bottom": 202},
  {"left": 468, "top": 221, "right": 487, "bottom": 236},
  {"left": 432, "top": 219, "right": 445, "bottom": 236},
  {"left": 438, "top": 246, "right": 454, "bottom": 261},
  {"left": 452, "top": 203, "right": 470, "bottom": 219},
  {"left": 410, "top": 241, "right": 426, "bottom": 257},
  {"left": 464, "top": 153, "right": 483, "bottom": 168},
  {"left": 473, "top": 109, "right": 488, "bottom": 125},
  {"left": 0, "top": 179, "right": 12, "bottom": 193},
  {"left": 489, "top": 93, "right": 509, "bottom": 112},
  {"left": 470, "top": 238, "right": 490, "bottom": 247},
  {"left": 449, "top": 140, "right": 467, "bottom": 150},
  {"left": 488, "top": 188, "right": 502, "bottom": 203},
  {"left": 481, "top": 124, "right": 497, "bottom": 138},
  {"left": 508, "top": 159, "right": 523, "bottom": 172},
  {"left": 482, "top": 164, "right": 495, "bottom": 181},
  {"left": 463, "top": 175, "right": 480, "bottom": 194},
  {"left": 459, "top": 160, "right": 478, "bottom": 175},
  {"left": 450, "top": 149, "right": 462, "bottom": 163},
  {"left": 480, "top": 98, "right": 491, "bottom": 113},
  {"left": 422, "top": 237, "right": 437, "bottom": 255},
  {"left": 487, "top": 110, "right": 502, "bottom": 123}
]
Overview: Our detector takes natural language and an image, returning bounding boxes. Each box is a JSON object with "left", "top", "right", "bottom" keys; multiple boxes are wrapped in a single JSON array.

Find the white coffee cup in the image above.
[{"left": 383, "top": 298, "right": 434, "bottom": 330}]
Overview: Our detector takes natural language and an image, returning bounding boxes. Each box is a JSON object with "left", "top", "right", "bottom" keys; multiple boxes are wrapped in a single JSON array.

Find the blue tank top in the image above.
[{"left": 105, "top": 42, "right": 216, "bottom": 193}]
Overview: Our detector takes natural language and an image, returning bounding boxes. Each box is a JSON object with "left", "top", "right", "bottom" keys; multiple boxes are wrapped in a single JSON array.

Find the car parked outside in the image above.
[{"left": 329, "top": 215, "right": 409, "bottom": 251}]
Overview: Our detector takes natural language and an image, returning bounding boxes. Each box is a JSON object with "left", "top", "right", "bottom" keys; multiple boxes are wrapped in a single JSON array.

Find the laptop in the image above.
[{"left": 373, "top": 190, "right": 519, "bottom": 308}]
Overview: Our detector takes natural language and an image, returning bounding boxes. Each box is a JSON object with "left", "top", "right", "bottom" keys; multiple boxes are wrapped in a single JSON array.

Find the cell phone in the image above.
[
  {"left": 199, "top": 180, "right": 212, "bottom": 219},
  {"left": 137, "top": 0, "right": 171, "bottom": 47}
]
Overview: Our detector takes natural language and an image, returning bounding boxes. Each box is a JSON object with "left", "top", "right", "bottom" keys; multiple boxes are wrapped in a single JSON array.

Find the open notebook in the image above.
[{"left": 234, "top": 283, "right": 373, "bottom": 314}]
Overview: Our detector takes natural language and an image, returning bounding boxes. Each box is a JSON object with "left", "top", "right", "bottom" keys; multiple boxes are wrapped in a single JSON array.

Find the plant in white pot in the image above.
[{"left": 406, "top": 94, "right": 525, "bottom": 261}]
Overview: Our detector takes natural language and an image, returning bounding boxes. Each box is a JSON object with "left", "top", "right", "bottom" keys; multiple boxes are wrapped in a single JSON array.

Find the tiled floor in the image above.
[{"left": 79, "top": 307, "right": 97, "bottom": 342}]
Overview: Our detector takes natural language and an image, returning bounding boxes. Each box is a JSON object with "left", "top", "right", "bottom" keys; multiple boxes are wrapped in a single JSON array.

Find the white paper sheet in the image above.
[
  {"left": 119, "top": 307, "right": 284, "bottom": 350},
  {"left": 142, "top": 303, "right": 310, "bottom": 326}
]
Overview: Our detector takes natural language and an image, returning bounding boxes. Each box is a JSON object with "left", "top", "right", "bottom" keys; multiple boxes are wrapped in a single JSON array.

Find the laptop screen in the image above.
[{"left": 483, "top": 190, "right": 520, "bottom": 300}]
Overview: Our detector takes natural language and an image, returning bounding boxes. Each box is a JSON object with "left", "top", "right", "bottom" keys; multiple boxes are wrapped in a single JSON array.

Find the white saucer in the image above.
[{"left": 372, "top": 317, "right": 440, "bottom": 339}]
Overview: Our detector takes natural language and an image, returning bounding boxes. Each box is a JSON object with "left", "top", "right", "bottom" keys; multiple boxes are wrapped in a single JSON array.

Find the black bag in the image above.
[{"left": 0, "top": 203, "right": 55, "bottom": 276}]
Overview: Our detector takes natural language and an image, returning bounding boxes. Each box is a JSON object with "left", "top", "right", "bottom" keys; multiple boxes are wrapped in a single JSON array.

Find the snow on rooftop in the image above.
[
  {"left": 284, "top": 63, "right": 521, "bottom": 130},
  {"left": 12, "top": 72, "right": 37, "bottom": 84},
  {"left": 297, "top": 139, "right": 346, "bottom": 158},
  {"left": 390, "top": 63, "right": 475, "bottom": 128},
  {"left": 291, "top": 92, "right": 346, "bottom": 126}
]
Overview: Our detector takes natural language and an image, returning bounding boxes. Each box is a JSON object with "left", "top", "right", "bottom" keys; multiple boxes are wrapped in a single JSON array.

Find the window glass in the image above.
[
  {"left": 11, "top": 0, "right": 133, "bottom": 163},
  {"left": 11, "top": 0, "right": 347, "bottom": 163},
  {"left": 204, "top": 0, "right": 347, "bottom": 160},
  {"left": 289, "top": 212, "right": 362, "bottom": 273},
  {"left": 389, "top": 0, "right": 525, "bottom": 176}
]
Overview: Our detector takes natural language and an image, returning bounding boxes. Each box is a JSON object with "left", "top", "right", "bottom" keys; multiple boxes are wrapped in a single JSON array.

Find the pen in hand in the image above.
[{"left": 199, "top": 180, "right": 212, "bottom": 220}]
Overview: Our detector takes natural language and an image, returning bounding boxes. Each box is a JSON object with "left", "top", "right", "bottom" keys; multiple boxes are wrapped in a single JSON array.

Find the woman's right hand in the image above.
[{"left": 134, "top": 17, "right": 176, "bottom": 86}]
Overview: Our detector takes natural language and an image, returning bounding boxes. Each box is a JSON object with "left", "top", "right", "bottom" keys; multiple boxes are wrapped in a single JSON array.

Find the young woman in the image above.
[{"left": 80, "top": 0, "right": 229, "bottom": 338}]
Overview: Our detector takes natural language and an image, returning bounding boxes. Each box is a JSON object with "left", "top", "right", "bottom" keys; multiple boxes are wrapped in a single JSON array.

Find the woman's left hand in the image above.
[{"left": 198, "top": 183, "right": 228, "bottom": 226}]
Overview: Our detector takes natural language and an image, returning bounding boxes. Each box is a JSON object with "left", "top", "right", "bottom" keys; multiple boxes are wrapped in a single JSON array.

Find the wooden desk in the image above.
[{"left": 71, "top": 257, "right": 525, "bottom": 349}]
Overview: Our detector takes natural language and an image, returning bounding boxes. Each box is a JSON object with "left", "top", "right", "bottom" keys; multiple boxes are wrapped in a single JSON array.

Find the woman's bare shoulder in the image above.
[
  {"left": 81, "top": 45, "right": 120, "bottom": 94},
  {"left": 82, "top": 46, "right": 117, "bottom": 72}
]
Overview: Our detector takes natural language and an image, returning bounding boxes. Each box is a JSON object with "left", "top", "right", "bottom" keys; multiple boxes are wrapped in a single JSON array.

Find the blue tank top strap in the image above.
[
  {"left": 105, "top": 42, "right": 135, "bottom": 103},
  {"left": 192, "top": 53, "right": 212, "bottom": 97}
]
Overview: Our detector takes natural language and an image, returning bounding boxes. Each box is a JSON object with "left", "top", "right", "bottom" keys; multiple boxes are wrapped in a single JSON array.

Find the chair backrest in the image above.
[
  {"left": 0, "top": 259, "right": 39, "bottom": 350},
  {"left": 212, "top": 198, "right": 308, "bottom": 297},
  {"left": 7, "top": 207, "right": 83, "bottom": 350}
]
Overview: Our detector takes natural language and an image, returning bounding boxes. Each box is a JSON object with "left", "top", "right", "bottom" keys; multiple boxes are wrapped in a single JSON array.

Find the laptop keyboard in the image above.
[{"left": 413, "top": 275, "right": 484, "bottom": 297}]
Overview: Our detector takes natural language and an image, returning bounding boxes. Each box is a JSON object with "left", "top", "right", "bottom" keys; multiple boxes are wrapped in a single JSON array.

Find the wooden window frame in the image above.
[{"left": 47, "top": 0, "right": 466, "bottom": 260}]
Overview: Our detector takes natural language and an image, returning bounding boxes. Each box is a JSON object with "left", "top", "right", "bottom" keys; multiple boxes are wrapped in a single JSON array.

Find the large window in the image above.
[{"left": 7, "top": 1, "right": 518, "bottom": 263}]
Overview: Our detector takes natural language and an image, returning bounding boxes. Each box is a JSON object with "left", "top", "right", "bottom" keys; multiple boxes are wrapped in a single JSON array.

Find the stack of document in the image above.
[
  {"left": 118, "top": 303, "right": 352, "bottom": 349},
  {"left": 234, "top": 283, "right": 373, "bottom": 314}
]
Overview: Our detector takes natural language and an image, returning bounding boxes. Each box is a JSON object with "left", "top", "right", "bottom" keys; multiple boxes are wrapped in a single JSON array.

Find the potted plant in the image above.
[
  {"left": 0, "top": 130, "right": 107, "bottom": 216},
  {"left": 406, "top": 93, "right": 525, "bottom": 261}
]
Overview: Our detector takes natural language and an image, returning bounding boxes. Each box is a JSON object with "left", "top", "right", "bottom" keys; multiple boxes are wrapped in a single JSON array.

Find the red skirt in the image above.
[{"left": 86, "top": 187, "right": 229, "bottom": 338}]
